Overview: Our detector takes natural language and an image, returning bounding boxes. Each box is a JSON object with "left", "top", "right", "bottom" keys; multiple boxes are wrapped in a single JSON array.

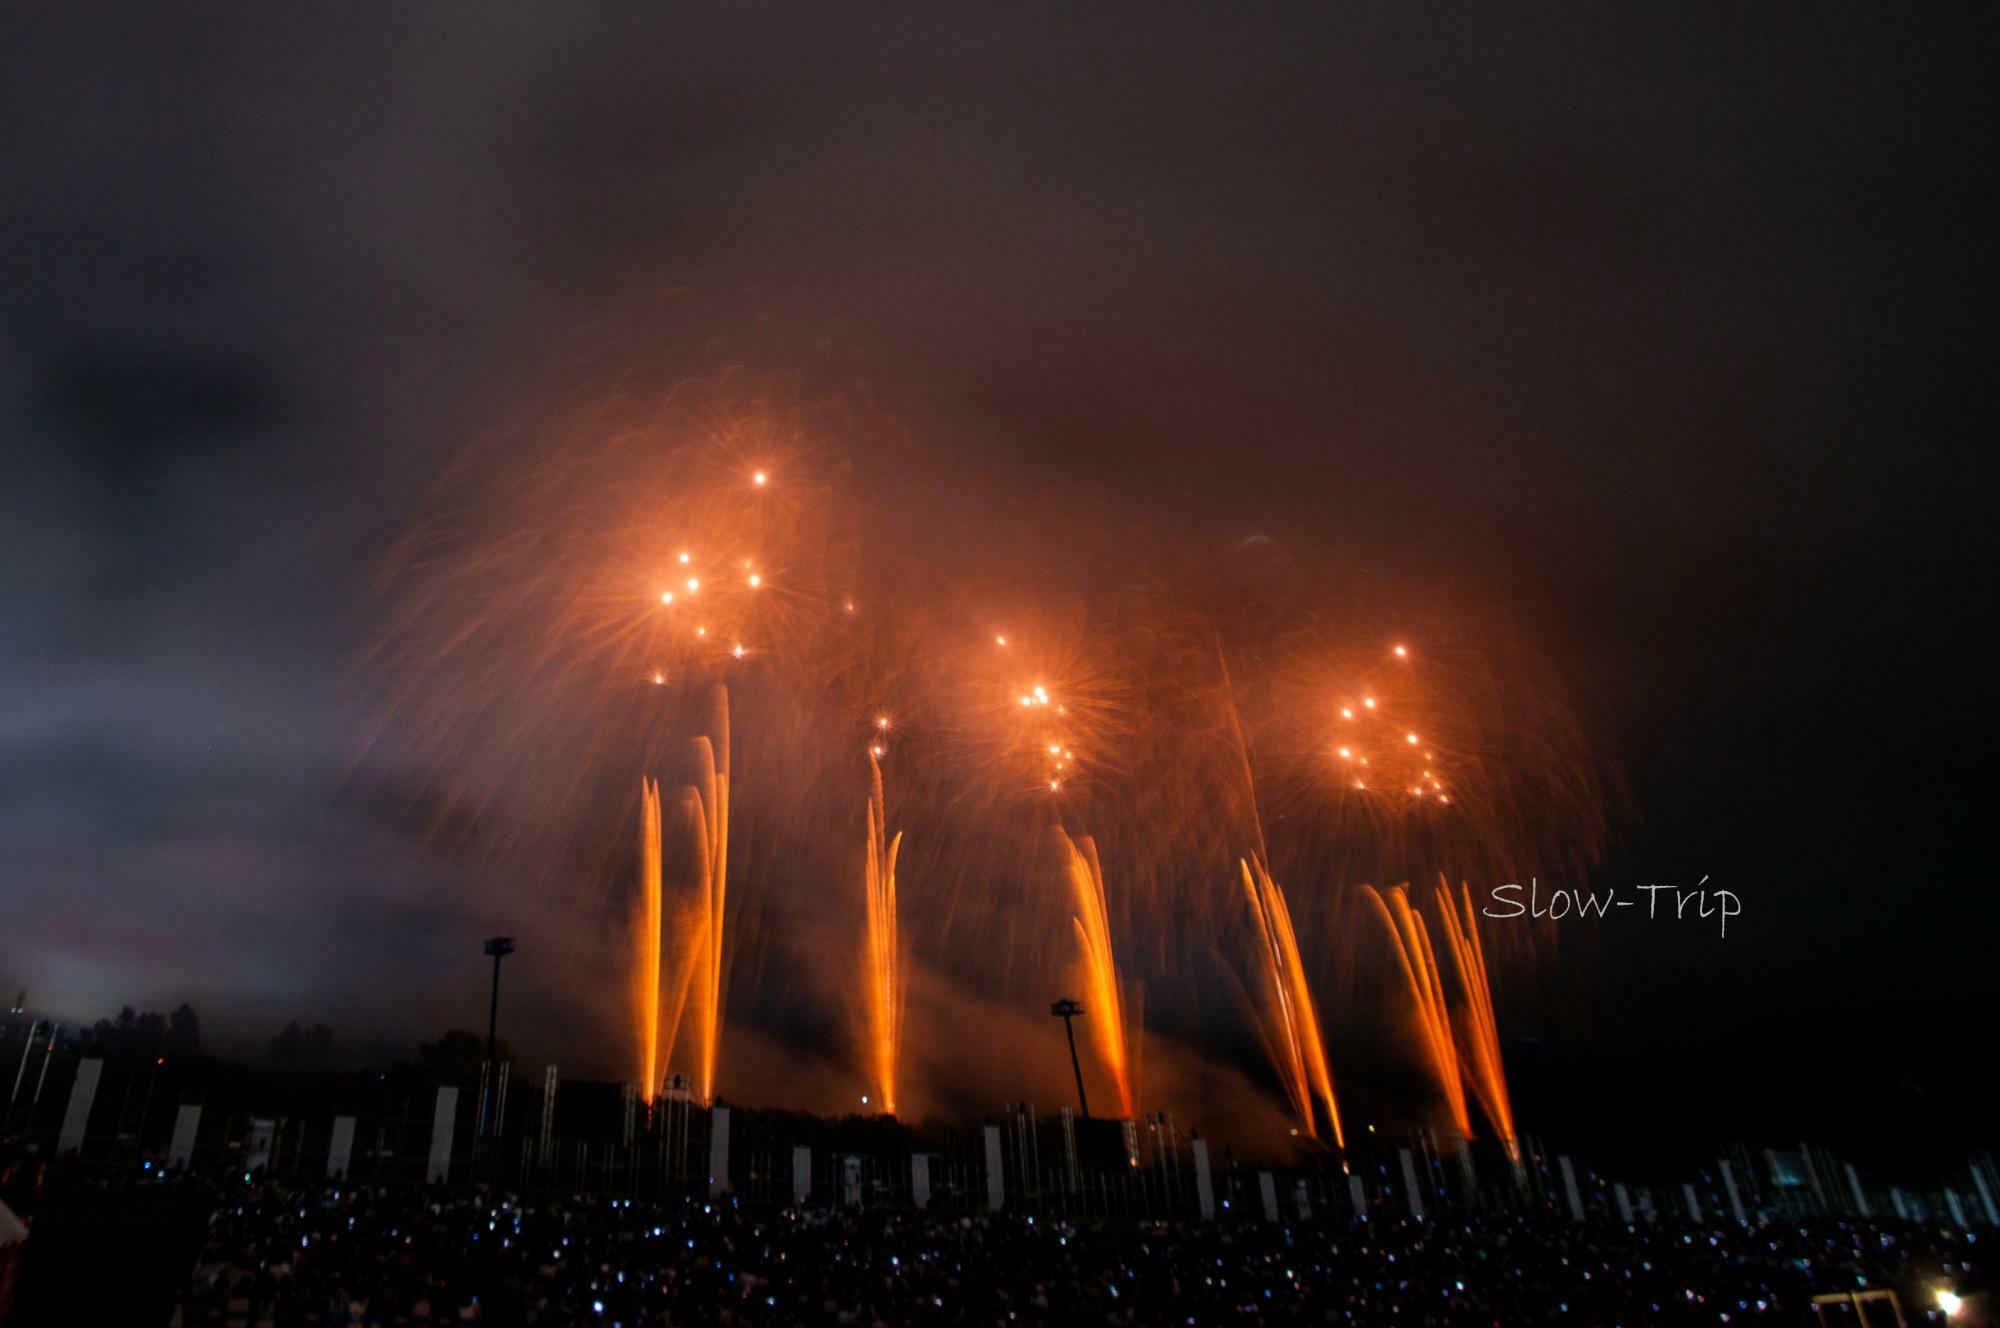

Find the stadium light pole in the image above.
[
  {"left": 481, "top": 936, "right": 515, "bottom": 1139},
  {"left": 1050, "top": 998, "right": 1090, "bottom": 1119}
]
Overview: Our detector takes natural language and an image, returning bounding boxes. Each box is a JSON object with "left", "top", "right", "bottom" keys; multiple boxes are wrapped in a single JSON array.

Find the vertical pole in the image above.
[
  {"left": 1062, "top": 1014, "right": 1089, "bottom": 1119},
  {"left": 483, "top": 952, "right": 501, "bottom": 1137},
  {"left": 486, "top": 951, "right": 502, "bottom": 1072},
  {"left": 9, "top": 1020, "right": 39, "bottom": 1104},
  {"left": 32, "top": 1023, "right": 58, "bottom": 1105},
  {"left": 479, "top": 937, "right": 513, "bottom": 1142}
]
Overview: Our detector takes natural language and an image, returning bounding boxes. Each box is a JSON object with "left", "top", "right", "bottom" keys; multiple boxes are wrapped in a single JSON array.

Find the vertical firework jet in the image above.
[
  {"left": 634, "top": 778, "right": 664, "bottom": 1100},
  {"left": 862, "top": 753, "right": 905, "bottom": 1114},
  {"left": 1434, "top": 878, "right": 1517, "bottom": 1160},
  {"left": 630, "top": 686, "right": 733, "bottom": 1105},
  {"left": 682, "top": 688, "right": 731, "bottom": 1105},
  {"left": 1061, "top": 831, "right": 1139, "bottom": 1120},
  {"left": 1361, "top": 883, "right": 1470, "bottom": 1138},
  {"left": 1240, "top": 855, "right": 1343, "bottom": 1146}
]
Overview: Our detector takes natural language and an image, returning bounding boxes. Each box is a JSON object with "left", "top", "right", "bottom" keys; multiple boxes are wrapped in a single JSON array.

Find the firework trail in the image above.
[
  {"left": 862, "top": 752, "right": 905, "bottom": 1114},
  {"left": 1433, "top": 877, "right": 1517, "bottom": 1159},
  {"left": 1239, "top": 855, "right": 1342, "bottom": 1146},
  {"left": 1361, "top": 883, "right": 1470, "bottom": 1139},
  {"left": 629, "top": 686, "right": 733, "bottom": 1104},
  {"left": 1061, "top": 829, "right": 1140, "bottom": 1119},
  {"left": 634, "top": 777, "right": 664, "bottom": 1099},
  {"left": 680, "top": 688, "right": 731, "bottom": 1104}
]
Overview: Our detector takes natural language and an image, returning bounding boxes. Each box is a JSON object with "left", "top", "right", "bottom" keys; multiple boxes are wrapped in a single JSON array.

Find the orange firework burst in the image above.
[
  {"left": 1248, "top": 623, "right": 1610, "bottom": 962},
  {"left": 1060, "top": 830, "right": 1140, "bottom": 1120},
  {"left": 1433, "top": 877, "right": 1517, "bottom": 1160},
  {"left": 951, "top": 607, "right": 1129, "bottom": 802},
  {"left": 360, "top": 363, "right": 1615, "bottom": 1141},
  {"left": 359, "top": 384, "right": 850, "bottom": 901},
  {"left": 1360, "top": 883, "right": 1470, "bottom": 1139},
  {"left": 1239, "top": 855, "right": 1342, "bottom": 1146},
  {"left": 861, "top": 752, "right": 905, "bottom": 1115}
]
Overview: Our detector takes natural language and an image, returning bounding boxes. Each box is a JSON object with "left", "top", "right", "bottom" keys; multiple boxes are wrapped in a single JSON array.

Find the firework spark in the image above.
[
  {"left": 862, "top": 752, "right": 905, "bottom": 1114},
  {"left": 634, "top": 777, "right": 664, "bottom": 1099},
  {"left": 1361, "top": 883, "right": 1470, "bottom": 1139},
  {"left": 1061, "top": 830, "right": 1140, "bottom": 1120},
  {"left": 630, "top": 686, "right": 733, "bottom": 1105},
  {"left": 1240, "top": 855, "right": 1342, "bottom": 1146},
  {"left": 681, "top": 690, "right": 731, "bottom": 1104},
  {"left": 1433, "top": 877, "right": 1517, "bottom": 1160}
]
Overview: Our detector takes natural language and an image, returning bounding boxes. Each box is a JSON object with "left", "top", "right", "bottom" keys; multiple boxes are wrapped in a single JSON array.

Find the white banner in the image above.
[
  {"left": 1972, "top": 1163, "right": 2000, "bottom": 1226},
  {"left": 791, "top": 1145, "right": 811, "bottom": 1204},
  {"left": 1845, "top": 1163, "right": 1870, "bottom": 1217},
  {"left": 1558, "top": 1156, "right": 1585, "bottom": 1222},
  {"left": 707, "top": 1106, "right": 730, "bottom": 1198},
  {"left": 1720, "top": 1160, "right": 1747, "bottom": 1223},
  {"left": 1190, "top": 1139, "right": 1215, "bottom": 1219},
  {"left": 168, "top": 1103, "right": 202, "bottom": 1169},
  {"left": 327, "top": 1115, "right": 356, "bottom": 1179},
  {"left": 247, "top": 1119, "right": 276, "bottom": 1176},
  {"left": 57, "top": 1058, "right": 102, "bottom": 1155},
  {"left": 983, "top": 1124, "right": 1004, "bottom": 1212},
  {"left": 427, "top": 1087, "right": 458, "bottom": 1183}
]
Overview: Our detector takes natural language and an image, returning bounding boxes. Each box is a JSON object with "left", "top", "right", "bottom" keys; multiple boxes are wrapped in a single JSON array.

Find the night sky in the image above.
[{"left": 3, "top": 6, "right": 1987, "bottom": 1163}]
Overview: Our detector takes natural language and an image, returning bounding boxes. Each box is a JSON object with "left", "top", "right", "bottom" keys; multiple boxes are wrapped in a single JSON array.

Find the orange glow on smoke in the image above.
[{"left": 364, "top": 390, "right": 1612, "bottom": 1143}]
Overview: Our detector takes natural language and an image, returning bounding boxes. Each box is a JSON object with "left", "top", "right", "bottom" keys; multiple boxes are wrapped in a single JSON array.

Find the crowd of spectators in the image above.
[{"left": 165, "top": 1179, "right": 1987, "bottom": 1326}]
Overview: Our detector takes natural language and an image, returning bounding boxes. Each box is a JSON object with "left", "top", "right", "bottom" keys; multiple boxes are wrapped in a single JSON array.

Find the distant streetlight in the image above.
[
  {"left": 1050, "top": 998, "right": 1089, "bottom": 1119},
  {"left": 481, "top": 937, "right": 515, "bottom": 1139}
]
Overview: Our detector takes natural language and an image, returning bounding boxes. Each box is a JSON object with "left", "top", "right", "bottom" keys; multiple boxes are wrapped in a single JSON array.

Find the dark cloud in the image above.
[{"left": 1, "top": 4, "right": 1987, "bottom": 1154}]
